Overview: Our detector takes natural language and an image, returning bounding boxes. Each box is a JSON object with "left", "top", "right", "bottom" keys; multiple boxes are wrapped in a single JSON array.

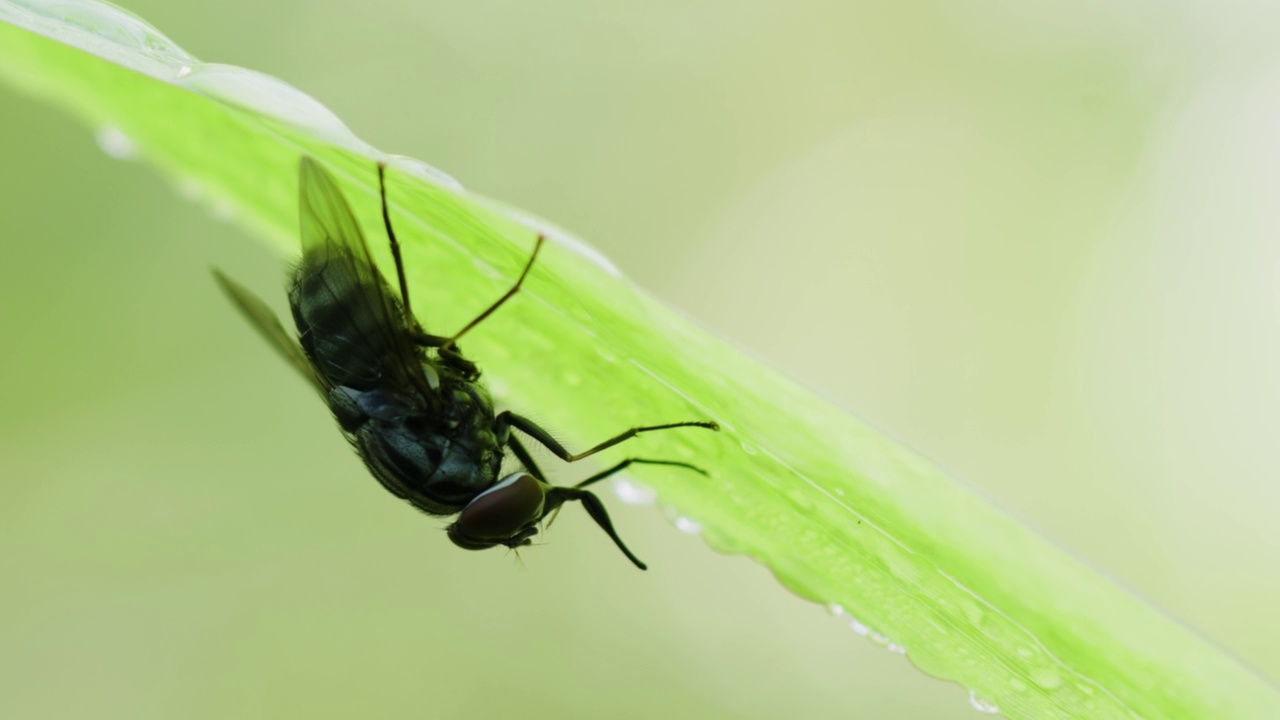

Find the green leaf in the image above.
[{"left": 2, "top": 1, "right": 1276, "bottom": 718}]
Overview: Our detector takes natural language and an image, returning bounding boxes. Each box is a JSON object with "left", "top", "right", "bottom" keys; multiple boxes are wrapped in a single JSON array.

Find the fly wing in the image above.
[
  {"left": 295, "top": 157, "right": 436, "bottom": 404},
  {"left": 298, "top": 157, "right": 377, "bottom": 265},
  {"left": 212, "top": 268, "right": 326, "bottom": 393}
]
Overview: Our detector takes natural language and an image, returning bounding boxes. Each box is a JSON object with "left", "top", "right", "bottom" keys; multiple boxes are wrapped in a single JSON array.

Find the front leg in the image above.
[
  {"left": 410, "top": 329, "right": 479, "bottom": 379},
  {"left": 504, "top": 433, "right": 546, "bottom": 480},
  {"left": 543, "top": 485, "right": 648, "bottom": 570}
]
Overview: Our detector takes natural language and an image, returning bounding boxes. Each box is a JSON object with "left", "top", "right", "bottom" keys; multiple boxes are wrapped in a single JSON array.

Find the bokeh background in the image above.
[{"left": 3, "top": 1, "right": 1280, "bottom": 718}]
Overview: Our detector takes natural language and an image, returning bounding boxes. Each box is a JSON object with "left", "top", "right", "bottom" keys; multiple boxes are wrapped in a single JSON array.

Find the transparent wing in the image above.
[
  {"left": 298, "top": 156, "right": 376, "bottom": 263},
  {"left": 296, "top": 157, "right": 436, "bottom": 402},
  {"left": 212, "top": 268, "right": 326, "bottom": 393}
]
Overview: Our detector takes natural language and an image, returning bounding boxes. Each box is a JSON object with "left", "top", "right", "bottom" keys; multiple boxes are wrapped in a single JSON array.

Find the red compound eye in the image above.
[{"left": 447, "top": 473, "right": 546, "bottom": 550}]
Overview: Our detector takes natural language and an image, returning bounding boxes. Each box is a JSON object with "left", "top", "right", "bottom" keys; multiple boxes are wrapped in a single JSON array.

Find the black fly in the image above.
[{"left": 213, "top": 157, "right": 718, "bottom": 569}]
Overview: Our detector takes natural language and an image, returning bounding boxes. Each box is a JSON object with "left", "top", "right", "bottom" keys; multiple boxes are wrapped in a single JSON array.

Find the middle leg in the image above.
[{"left": 498, "top": 411, "right": 718, "bottom": 464}]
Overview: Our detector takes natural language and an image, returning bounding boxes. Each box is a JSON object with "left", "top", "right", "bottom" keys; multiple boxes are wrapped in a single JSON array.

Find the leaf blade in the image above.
[{"left": 2, "top": 4, "right": 1277, "bottom": 718}]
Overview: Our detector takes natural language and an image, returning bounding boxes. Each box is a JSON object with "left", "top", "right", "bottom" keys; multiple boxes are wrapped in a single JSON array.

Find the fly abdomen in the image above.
[{"left": 353, "top": 421, "right": 480, "bottom": 515}]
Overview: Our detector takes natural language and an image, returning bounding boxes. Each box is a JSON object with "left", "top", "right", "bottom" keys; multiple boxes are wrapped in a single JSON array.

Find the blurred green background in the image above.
[{"left": 3, "top": 1, "right": 1280, "bottom": 718}]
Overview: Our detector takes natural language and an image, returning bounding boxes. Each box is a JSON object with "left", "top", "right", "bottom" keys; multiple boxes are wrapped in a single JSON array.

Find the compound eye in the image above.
[{"left": 447, "top": 473, "right": 546, "bottom": 550}]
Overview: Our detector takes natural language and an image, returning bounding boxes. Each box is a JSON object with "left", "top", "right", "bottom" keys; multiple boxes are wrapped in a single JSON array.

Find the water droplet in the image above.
[
  {"left": 95, "top": 126, "right": 136, "bottom": 159},
  {"left": 383, "top": 154, "right": 464, "bottom": 191},
  {"left": 785, "top": 486, "right": 816, "bottom": 513},
  {"left": 1010, "top": 678, "right": 1028, "bottom": 692},
  {"left": 739, "top": 441, "right": 758, "bottom": 455},
  {"left": 177, "top": 177, "right": 203, "bottom": 201},
  {"left": 826, "top": 603, "right": 845, "bottom": 617},
  {"left": 612, "top": 477, "right": 655, "bottom": 506},
  {"left": 848, "top": 617, "right": 869, "bottom": 636},
  {"left": 968, "top": 690, "right": 999, "bottom": 714},
  {"left": 673, "top": 516, "right": 701, "bottom": 534},
  {"left": 1029, "top": 666, "right": 1062, "bottom": 690},
  {"left": 1015, "top": 645, "right": 1035, "bottom": 660},
  {"left": 175, "top": 64, "right": 193, "bottom": 79},
  {"left": 210, "top": 196, "right": 236, "bottom": 222},
  {"left": 697, "top": 524, "right": 745, "bottom": 554},
  {"left": 868, "top": 630, "right": 891, "bottom": 646},
  {"left": 1077, "top": 683, "right": 1096, "bottom": 696},
  {"left": 18, "top": 0, "right": 193, "bottom": 77},
  {"left": 834, "top": 487, "right": 846, "bottom": 497},
  {"left": 560, "top": 370, "right": 582, "bottom": 387},
  {"left": 595, "top": 347, "right": 616, "bottom": 363},
  {"left": 178, "top": 64, "right": 369, "bottom": 153},
  {"left": 886, "top": 643, "right": 906, "bottom": 655}
]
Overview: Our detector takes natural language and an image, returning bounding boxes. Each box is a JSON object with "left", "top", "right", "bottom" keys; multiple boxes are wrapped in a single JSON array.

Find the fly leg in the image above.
[
  {"left": 408, "top": 329, "right": 479, "bottom": 378},
  {"left": 542, "top": 456, "right": 707, "bottom": 529},
  {"left": 378, "top": 163, "right": 478, "bottom": 376},
  {"left": 496, "top": 411, "right": 718, "bottom": 464},
  {"left": 382, "top": 164, "right": 538, "bottom": 379},
  {"left": 543, "top": 484, "right": 649, "bottom": 570},
  {"left": 496, "top": 413, "right": 717, "bottom": 570},
  {"left": 505, "top": 433, "right": 546, "bottom": 479},
  {"left": 440, "top": 234, "right": 545, "bottom": 352},
  {"left": 573, "top": 458, "right": 708, "bottom": 487}
]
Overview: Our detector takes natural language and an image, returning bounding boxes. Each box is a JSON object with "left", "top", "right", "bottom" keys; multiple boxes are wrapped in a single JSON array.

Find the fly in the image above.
[{"left": 213, "top": 156, "right": 718, "bottom": 569}]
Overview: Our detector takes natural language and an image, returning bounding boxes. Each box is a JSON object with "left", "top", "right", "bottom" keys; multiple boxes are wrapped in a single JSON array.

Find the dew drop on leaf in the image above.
[
  {"left": 612, "top": 477, "right": 656, "bottom": 506},
  {"left": 95, "top": 126, "right": 136, "bottom": 159},
  {"left": 674, "top": 516, "right": 701, "bottom": 534},
  {"left": 178, "top": 64, "right": 367, "bottom": 153},
  {"left": 968, "top": 690, "right": 1000, "bottom": 714},
  {"left": 1030, "top": 665, "right": 1063, "bottom": 690},
  {"left": 177, "top": 176, "right": 202, "bottom": 201}
]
